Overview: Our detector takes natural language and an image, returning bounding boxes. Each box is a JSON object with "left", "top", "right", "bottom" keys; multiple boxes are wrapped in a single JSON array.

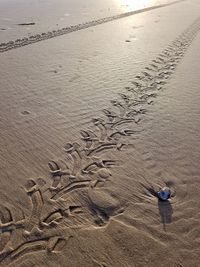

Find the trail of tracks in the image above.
[
  {"left": 1, "top": 11, "right": 200, "bottom": 267},
  {"left": 0, "top": 0, "right": 185, "bottom": 53}
]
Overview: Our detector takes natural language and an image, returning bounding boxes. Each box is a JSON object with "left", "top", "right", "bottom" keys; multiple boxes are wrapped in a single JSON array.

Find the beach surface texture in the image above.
[{"left": 1, "top": 0, "right": 200, "bottom": 266}]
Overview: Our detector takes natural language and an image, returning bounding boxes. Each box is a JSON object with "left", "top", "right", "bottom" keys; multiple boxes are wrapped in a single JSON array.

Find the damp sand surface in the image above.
[
  {"left": 0, "top": 0, "right": 181, "bottom": 43},
  {"left": 1, "top": 0, "right": 200, "bottom": 266}
]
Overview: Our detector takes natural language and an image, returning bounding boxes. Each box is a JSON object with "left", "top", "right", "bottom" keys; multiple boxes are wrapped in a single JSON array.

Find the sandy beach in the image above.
[{"left": 1, "top": 0, "right": 200, "bottom": 266}]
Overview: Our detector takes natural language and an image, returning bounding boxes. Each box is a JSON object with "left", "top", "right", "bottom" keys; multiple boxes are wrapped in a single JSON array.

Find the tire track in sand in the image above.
[{"left": 0, "top": 0, "right": 185, "bottom": 53}]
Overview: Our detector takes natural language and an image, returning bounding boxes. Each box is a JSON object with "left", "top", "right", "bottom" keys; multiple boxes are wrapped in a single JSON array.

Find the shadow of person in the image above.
[{"left": 158, "top": 199, "right": 173, "bottom": 231}]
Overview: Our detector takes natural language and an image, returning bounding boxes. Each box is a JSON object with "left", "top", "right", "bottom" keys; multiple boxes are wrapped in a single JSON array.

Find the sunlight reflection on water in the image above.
[{"left": 119, "top": 0, "right": 157, "bottom": 11}]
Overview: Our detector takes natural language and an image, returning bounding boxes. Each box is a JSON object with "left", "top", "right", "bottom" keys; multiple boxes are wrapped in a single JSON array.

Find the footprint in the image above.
[
  {"left": 21, "top": 110, "right": 30, "bottom": 115},
  {"left": 48, "top": 69, "right": 58, "bottom": 74}
]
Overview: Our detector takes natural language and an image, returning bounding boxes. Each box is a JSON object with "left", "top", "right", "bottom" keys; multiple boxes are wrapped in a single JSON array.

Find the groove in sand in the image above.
[{"left": 0, "top": 0, "right": 185, "bottom": 53}]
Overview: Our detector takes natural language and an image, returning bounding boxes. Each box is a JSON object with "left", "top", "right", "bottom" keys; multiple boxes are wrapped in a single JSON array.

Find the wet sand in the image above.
[
  {"left": 0, "top": 0, "right": 182, "bottom": 43},
  {"left": 1, "top": 0, "right": 200, "bottom": 266}
]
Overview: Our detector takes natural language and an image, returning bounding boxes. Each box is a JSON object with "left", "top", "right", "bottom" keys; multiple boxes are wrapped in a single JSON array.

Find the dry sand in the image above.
[{"left": 1, "top": 0, "right": 200, "bottom": 266}]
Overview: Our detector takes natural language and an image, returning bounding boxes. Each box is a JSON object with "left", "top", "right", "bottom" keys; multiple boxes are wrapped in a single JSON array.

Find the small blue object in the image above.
[{"left": 157, "top": 187, "right": 171, "bottom": 201}]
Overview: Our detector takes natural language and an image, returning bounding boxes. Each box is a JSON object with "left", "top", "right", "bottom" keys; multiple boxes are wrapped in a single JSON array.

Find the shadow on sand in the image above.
[{"left": 158, "top": 199, "right": 173, "bottom": 231}]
